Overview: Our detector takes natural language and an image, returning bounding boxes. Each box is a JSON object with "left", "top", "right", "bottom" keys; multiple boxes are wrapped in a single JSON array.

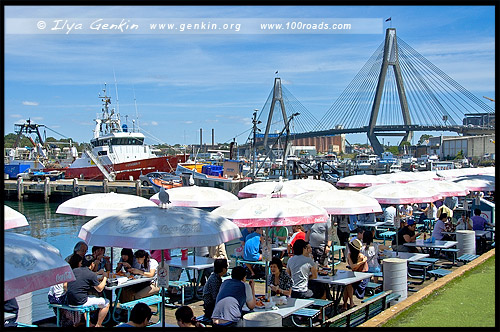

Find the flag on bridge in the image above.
[{"left": 385, "top": 17, "right": 392, "bottom": 22}]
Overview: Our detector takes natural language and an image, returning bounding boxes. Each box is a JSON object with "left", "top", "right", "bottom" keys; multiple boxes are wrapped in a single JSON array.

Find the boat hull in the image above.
[{"left": 64, "top": 155, "right": 189, "bottom": 180}]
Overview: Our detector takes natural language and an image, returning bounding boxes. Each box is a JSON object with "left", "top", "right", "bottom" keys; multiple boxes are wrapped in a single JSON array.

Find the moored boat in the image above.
[{"left": 64, "top": 86, "right": 189, "bottom": 180}]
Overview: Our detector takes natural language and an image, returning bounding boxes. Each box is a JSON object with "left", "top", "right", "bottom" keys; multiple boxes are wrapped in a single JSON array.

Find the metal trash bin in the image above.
[{"left": 243, "top": 312, "right": 282, "bottom": 327}]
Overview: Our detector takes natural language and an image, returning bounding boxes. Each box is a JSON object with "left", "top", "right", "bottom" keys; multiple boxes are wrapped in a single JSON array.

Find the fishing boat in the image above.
[
  {"left": 64, "top": 86, "right": 189, "bottom": 181},
  {"left": 355, "top": 153, "right": 378, "bottom": 171}
]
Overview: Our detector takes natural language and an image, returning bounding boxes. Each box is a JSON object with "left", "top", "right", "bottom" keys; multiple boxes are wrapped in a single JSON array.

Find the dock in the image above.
[{"left": 4, "top": 178, "right": 157, "bottom": 202}]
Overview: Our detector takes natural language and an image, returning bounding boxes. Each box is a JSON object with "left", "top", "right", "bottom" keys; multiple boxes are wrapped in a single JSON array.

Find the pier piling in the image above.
[{"left": 17, "top": 177, "right": 23, "bottom": 201}]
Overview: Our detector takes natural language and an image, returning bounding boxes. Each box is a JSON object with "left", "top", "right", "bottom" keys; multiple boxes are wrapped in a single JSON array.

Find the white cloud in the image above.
[
  {"left": 10, "top": 114, "right": 23, "bottom": 118},
  {"left": 151, "top": 121, "right": 158, "bottom": 126},
  {"left": 22, "top": 101, "right": 39, "bottom": 106}
]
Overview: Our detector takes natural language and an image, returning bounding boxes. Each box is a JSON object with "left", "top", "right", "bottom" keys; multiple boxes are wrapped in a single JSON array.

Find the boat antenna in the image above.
[
  {"left": 113, "top": 68, "right": 120, "bottom": 114},
  {"left": 133, "top": 85, "right": 140, "bottom": 132}
]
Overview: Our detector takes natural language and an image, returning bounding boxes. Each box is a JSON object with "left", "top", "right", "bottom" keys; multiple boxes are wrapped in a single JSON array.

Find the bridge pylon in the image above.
[
  {"left": 262, "top": 77, "right": 290, "bottom": 154},
  {"left": 368, "top": 28, "right": 412, "bottom": 155}
]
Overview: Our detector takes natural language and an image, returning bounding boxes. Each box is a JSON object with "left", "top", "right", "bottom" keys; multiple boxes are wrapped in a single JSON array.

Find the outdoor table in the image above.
[
  {"left": 403, "top": 239, "right": 458, "bottom": 257},
  {"left": 313, "top": 270, "right": 373, "bottom": 315},
  {"left": 356, "top": 221, "right": 392, "bottom": 228},
  {"left": 243, "top": 298, "right": 314, "bottom": 319},
  {"left": 271, "top": 245, "right": 288, "bottom": 259},
  {"left": 103, "top": 276, "right": 154, "bottom": 324},
  {"left": 165, "top": 256, "right": 215, "bottom": 300},
  {"left": 381, "top": 251, "right": 429, "bottom": 262}
]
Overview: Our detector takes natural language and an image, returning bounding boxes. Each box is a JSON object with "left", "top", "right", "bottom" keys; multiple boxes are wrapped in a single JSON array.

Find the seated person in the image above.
[
  {"left": 203, "top": 258, "right": 228, "bottom": 319},
  {"left": 243, "top": 227, "right": 263, "bottom": 278},
  {"left": 116, "top": 302, "right": 152, "bottom": 328},
  {"left": 65, "top": 241, "right": 88, "bottom": 263},
  {"left": 48, "top": 254, "right": 83, "bottom": 307},
  {"left": 268, "top": 257, "right": 292, "bottom": 297},
  {"left": 287, "top": 224, "right": 306, "bottom": 256},
  {"left": 343, "top": 239, "right": 368, "bottom": 310},
  {"left": 115, "top": 248, "right": 141, "bottom": 273},
  {"left": 432, "top": 213, "right": 453, "bottom": 241},
  {"left": 65, "top": 255, "right": 110, "bottom": 328},
  {"left": 456, "top": 212, "right": 473, "bottom": 230},
  {"left": 175, "top": 305, "right": 205, "bottom": 327},
  {"left": 395, "top": 219, "right": 421, "bottom": 253},
  {"left": 437, "top": 201, "right": 453, "bottom": 219},
  {"left": 269, "top": 226, "right": 288, "bottom": 245},
  {"left": 121, "top": 250, "right": 160, "bottom": 303},
  {"left": 90, "top": 246, "right": 111, "bottom": 274},
  {"left": 239, "top": 227, "right": 255, "bottom": 246},
  {"left": 472, "top": 208, "right": 494, "bottom": 230},
  {"left": 211, "top": 266, "right": 256, "bottom": 327},
  {"left": 286, "top": 239, "right": 325, "bottom": 299}
]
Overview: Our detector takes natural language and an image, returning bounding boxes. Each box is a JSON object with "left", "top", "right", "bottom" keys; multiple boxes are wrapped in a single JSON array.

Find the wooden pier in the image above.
[{"left": 4, "top": 178, "right": 157, "bottom": 202}]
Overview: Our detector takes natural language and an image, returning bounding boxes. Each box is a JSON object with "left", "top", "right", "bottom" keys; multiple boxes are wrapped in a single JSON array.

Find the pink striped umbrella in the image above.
[
  {"left": 150, "top": 186, "right": 238, "bottom": 208},
  {"left": 237, "top": 180, "right": 307, "bottom": 198},
  {"left": 336, "top": 174, "right": 390, "bottom": 188},
  {"left": 294, "top": 190, "right": 382, "bottom": 215},
  {"left": 211, "top": 197, "right": 329, "bottom": 227},
  {"left": 4, "top": 205, "right": 29, "bottom": 230},
  {"left": 376, "top": 171, "right": 423, "bottom": 184},
  {"left": 359, "top": 183, "right": 442, "bottom": 205},
  {"left": 412, "top": 179, "right": 470, "bottom": 197},
  {"left": 451, "top": 175, "right": 495, "bottom": 192},
  {"left": 5, "top": 233, "right": 75, "bottom": 301}
]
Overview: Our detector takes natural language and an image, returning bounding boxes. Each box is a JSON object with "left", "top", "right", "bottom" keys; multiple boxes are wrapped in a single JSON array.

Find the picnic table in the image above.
[
  {"left": 165, "top": 256, "right": 215, "bottom": 300},
  {"left": 243, "top": 298, "right": 314, "bottom": 319},
  {"left": 313, "top": 270, "right": 373, "bottom": 316}
]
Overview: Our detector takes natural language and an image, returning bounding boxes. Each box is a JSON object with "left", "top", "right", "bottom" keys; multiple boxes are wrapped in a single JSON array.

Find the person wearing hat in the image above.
[
  {"left": 342, "top": 238, "right": 368, "bottom": 311},
  {"left": 396, "top": 219, "right": 421, "bottom": 253}
]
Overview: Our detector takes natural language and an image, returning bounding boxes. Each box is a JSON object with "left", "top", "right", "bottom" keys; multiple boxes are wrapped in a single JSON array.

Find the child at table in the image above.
[{"left": 342, "top": 239, "right": 368, "bottom": 310}]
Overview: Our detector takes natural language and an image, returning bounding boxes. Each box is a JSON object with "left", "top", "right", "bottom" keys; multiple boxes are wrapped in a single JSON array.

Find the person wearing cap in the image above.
[
  {"left": 342, "top": 239, "right": 368, "bottom": 310},
  {"left": 396, "top": 219, "right": 421, "bottom": 253},
  {"left": 65, "top": 254, "right": 110, "bottom": 327}
]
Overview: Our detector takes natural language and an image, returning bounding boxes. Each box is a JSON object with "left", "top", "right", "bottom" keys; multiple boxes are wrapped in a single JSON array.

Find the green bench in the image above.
[
  {"left": 291, "top": 308, "right": 322, "bottom": 327},
  {"left": 439, "top": 248, "right": 459, "bottom": 265},
  {"left": 365, "top": 281, "right": 382, "bottom": 296},
  {"left": 407, "top": 261, "right": 433, "bottom": 284},
  {"left": 457, "top": 254, "right": 480, "bottom": 264},
  {"left": 427, "top": 268, "right": 452, "bottom": 280},
  {"left": 119, "top": 295, "right": 163, "bottom": 322},
  {"left": 48, "top": 303, "right": 99, "bottom": 327},
  {"left": 331, "top": 245, "right": 346, "bottom": 265},
  {"left": 324, "top": 290, "right": 400, "bottom": 328},
  {"left": 168, "top": 280, "right": 191, "bottom": 305},
  {"left": 379, "top": 231, "right": 397, "bottom": 246}
]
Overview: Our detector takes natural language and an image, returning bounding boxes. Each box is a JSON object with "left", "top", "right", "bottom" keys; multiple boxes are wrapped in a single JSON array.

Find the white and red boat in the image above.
[{"left": 64, "top": 86, "right": 188, "bottom": 180}]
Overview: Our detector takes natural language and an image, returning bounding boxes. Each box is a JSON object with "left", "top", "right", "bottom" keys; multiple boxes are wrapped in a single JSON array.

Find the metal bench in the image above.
[
  {"left": 407, "top": 261, "right": 432, "bottom": 284},
  {"left": 457, "top": 254, "right": 480, "bottom": 264},
  {"left": 427, "top": 268, "right": 452, "bottom": 280},
  {"left": 440, "top": 248, "right": 459, "bottom": 265},
  {"left": 324, "top": 290, "right": 400, "bottom": 328},
  {"left": 365, "top": 282, "right": 382, "bottom": 296},
  {"left": 332, "top": 245, "right": 346, "bottom": 265},
  {"left": 291, "top": 308, "right": 322, "bottom": 327},
  {"left": 196, "top": 315, "right": 213, "bottom": 326},
  {"left": 119, "top": 295, "right": 163, "bottom": 322},
  {"left": 168, "top": 280, "right": 191, "bottom": 305},
  {"left": 48, "top": 303, "right": 99, "bottom": 327},
  {"left": 307, "top": 298, "right": 335, "bottom": 323}
]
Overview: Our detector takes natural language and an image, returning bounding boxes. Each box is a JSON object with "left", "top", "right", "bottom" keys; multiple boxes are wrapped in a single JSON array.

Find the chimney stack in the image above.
[
  {"left": 212, "top": 128, "right": 215, "bottom": 148},
  {"left": 200, "top": 128, "right": 203, "bottom": 152}
]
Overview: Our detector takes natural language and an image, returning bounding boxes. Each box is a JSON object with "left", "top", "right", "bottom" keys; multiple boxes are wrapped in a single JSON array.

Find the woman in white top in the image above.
[
  {"left": 360, "top": 230, "right": 381, "bottom": 282},
  {"left": 121, "top": 249, "right": 160, "bottom": 302}
]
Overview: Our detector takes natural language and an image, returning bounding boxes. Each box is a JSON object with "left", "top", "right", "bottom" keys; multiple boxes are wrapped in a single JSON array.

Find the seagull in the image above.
[
  {"left": 189, "top": 174, "right": 195, "bottom": 186},
  {"left": 271, "top": 176, "right": 284, "bottom": 197},
  {"left": 158, "top": 186, "right": 171, "bottom": 208}
]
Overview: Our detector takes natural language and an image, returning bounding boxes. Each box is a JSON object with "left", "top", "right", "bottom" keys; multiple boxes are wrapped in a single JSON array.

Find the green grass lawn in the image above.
[{"left": 384, "top": 256, "right": 496, "bottom": 327}]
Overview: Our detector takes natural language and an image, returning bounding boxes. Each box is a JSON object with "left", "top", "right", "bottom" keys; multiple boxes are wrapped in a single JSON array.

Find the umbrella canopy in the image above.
[
  {"left": 4, "top": 232, "right": 75, "bottom": 301},
  {"left": 286, "top": 179, "right": 338, "bottom": 192},
  {"left": 211, "top": 197, "right": 329, "bottom": 227},
  {"left": 56, "top": 192, "right": 158, "bottom": 217},
  {"left": 4, "top": 205, "right": 29, "bottom": 230},
  {"left": 336, "top": 174, "right": 390, "bottom": 188},
  {"left": 149, "top": 186, "right": 238, "bottom": 207},
  {"left": 376, "top": 171, "right": 422, "bottom": 184},
  {"left": 237, "top": 180, "right": 307, "bottom": 198},
  {"left": 451, "top": 175, "right": 495, "bottom": 192},
  {"left": 294, "top": 190, "right": 382, "bottom": 215},
  {"left": 78, "top": 206, "right": 242, "bottom": 250},
  {"left": 359, "top": 183, "right": 442, "bottom": 205},
  {"left": 412, "top": 179, "right": 470, "bottom": 197}
]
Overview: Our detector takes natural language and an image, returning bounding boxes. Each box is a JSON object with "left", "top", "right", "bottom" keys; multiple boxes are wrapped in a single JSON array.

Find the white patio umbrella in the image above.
[
  {"left": 237, "top": 180, "right": 307, "bottom": 198},
  {"left": 451, "top": 175, "right": 495, "bottom": 192},
  {"left": 336, "top": 174, "right": 390, "bottom": 188},
  {"left": 286, "top": 178, "right": 338, "bottom": 192},
  {"left": 56, "top": 192, "right": 157, "bottom": 217},
  {"left": 412, "top": 179, "right": 470, "bottom": 197},
  {"left": 149, "top": 186, "right": 238, "bottom": 207},
  {"left": 78, "top": 205, "right": 241, "bottom": 327},
  {"left": 359, "top": 183, "right": 443, "bottom": 205},
  {"left": 376, "top": 171, "right": 422, "bottom": 184},
  {"left": 212, "top": 197, "right": 329, "bottom": 298},
  {"left": 4, "top": 232, "right": 76, "bottom": 301},
  {"left": 294, "top": 190, "right": 383, "bottom": 215},
  {"left": 4, "top": 205, "right": 29, "bottom": 230}
]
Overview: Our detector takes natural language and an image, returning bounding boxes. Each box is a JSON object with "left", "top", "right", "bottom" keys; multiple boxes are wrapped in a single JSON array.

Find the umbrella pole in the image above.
[
  {"left": 264, "top": 227, "right": 270, "bottom": 300},
  {"left": 161, "top": 250, "right": 165, "bottom": 328}
]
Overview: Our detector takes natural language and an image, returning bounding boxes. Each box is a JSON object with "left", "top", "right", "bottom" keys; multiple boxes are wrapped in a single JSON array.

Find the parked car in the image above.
[{"left": 138, "top": 171, "right": 180, "bottom": 186}]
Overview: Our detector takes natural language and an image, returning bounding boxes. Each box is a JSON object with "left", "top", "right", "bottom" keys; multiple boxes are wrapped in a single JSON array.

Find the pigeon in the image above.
[
  {"left": 271, "top": 176, "right": 284, "bottom": 197},
  {"left": 189, "top": 174, "right": 195, "bottom": 186},
  {"left": 158, "top": 186, "right": 171, "bottom": 208}
]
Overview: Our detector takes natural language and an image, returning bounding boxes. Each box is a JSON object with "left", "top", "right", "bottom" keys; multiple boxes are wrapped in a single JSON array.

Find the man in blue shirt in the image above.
[{"left": 243, "top": 227, "right": 263, "bottom": 278}]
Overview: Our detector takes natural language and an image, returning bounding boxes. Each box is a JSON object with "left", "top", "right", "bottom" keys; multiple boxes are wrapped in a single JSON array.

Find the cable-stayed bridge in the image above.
[{"left": 245, "top": 28, "right": 494, "bottom": 156}]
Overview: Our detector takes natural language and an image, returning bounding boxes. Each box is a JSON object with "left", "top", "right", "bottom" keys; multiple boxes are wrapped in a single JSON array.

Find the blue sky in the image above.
[{"left": 4, "top": 5, "right": 495, "bottom": 147}]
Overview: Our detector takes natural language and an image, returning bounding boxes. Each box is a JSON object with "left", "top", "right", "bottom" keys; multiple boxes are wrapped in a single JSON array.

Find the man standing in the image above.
[
  {"left": 66, "top": 255, "right": 110, "bottom": 327},
  {"left": 202, "top": 258, "right": 228, "bottom": 320},
  {"left": 211, "top": 266, "right": 256, "bottom": 327}
]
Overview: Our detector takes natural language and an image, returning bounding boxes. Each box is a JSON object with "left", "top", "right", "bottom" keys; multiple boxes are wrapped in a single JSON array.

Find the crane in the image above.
[{"left": 483, "top": 96, "right": 495, "bottom": 102}]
